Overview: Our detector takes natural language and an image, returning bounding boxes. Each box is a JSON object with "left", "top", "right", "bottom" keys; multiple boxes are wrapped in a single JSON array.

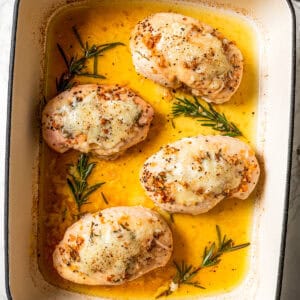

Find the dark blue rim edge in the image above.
[
  {"left": 4, "top": 1, "right": 297, "bottom": 299},
  {"left": 275, "top": 1, "right": 296, "bottom": 299},
  {"left": 4, "top": 0, "right": 20, "bottom": 299}
]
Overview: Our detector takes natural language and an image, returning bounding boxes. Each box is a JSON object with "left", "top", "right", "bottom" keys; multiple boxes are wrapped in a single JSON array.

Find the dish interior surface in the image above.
[{"left": 39, "top": 0, "right": 259, "bottom": 298}]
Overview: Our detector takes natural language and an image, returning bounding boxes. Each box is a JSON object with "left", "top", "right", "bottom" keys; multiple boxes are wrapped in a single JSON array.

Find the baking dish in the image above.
[{"left": 5, "top": 0, "right": 295, "bottom": 299}]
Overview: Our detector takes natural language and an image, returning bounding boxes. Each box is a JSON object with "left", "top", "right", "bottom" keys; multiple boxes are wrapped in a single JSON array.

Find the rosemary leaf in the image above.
[
  {"left": 93, "top": 55, "right": 98, "bottom": 75},
  {"left": 76, "top": 73, "right": 106, "bottom": 79},
  {"left": 97, "top": 42, "right": 125, "bottom": 53},
  {"left": 156, "top": 289, "right": 173, "bottom": 299},
  {"left": 81, "top": 162, "right": 95, "bottom": 180},
  {"left": 224, "top": 242, "right": 251, "bottom": 252},
  {"left": 82, "top": 183, "right": 105, "bottom": 200},
  {"left": 101, "top": 192, "right": 109, "bottom": 205},
  {"left": 67, "top": 178, "right": 76, "bottom": 199},
  {"left": 184, "top": 282, "right": 204, "bottom": 288},
  {"left": 56, "top": 43, "right": 70, "bottom": 69},
  {"left": 72, "top": 25, "right": 85, "bottom": 50}
]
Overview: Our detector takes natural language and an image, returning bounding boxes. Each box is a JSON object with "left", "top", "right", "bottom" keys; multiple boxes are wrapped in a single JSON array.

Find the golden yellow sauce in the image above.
[{"left": 39, "top": 1, "right": 258, "bottom": 299}]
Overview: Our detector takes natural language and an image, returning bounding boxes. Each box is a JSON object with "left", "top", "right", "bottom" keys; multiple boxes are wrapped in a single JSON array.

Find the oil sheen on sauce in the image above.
[{"left": 39, "top": 1, "right": 259, "bottom": 299}]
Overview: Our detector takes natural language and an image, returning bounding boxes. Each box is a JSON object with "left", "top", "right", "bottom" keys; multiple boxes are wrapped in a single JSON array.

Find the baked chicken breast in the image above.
[
  {"left": 42, "top": 84, "right": 154, "bottom": 159},
  {"left": 53, "top": 206, "right": 173, "bottom": 285},
  {"left": 140, "top": 136, "right": 260, "bottom": 215},
  {"left": 130, "top": 13, "right": 243, "bottom": 104}
]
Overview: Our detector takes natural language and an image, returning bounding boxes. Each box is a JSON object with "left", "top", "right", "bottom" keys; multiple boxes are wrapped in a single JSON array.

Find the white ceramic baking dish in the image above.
[{"left": 5, "top": 0, "right": 296, "bottom": 299}]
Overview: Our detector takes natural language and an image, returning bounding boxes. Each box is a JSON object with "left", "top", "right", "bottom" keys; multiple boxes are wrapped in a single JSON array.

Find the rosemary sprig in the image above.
[
  {"left": 172, "top": 96, "right": 242, "bottom": 137},
  {"left": 56, "top": 26, "right": 124, "bottom": 93},
  {"left": 67, "top": 154, "right": 105, "bottom": 211},
  {"left": 156, "top": 225, "right": 249, "bottom": 298}
]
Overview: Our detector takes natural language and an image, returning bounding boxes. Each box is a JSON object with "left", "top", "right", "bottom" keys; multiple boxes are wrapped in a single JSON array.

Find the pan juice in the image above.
[{"left": 39, "top": 1, "right": 259, "bottom": 298}]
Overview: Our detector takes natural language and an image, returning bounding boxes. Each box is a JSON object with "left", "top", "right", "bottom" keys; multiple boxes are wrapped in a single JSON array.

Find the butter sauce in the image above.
[{"left": 39, "top": 0, "right": 258, "bottom": 298}]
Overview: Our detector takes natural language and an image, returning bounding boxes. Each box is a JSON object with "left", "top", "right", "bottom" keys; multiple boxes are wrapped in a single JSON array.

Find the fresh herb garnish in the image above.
[
  {"left": 172, "top": 96, "right": 242, "bottom": 137},
  {"left": 156, "top": 225, "right": 250, "bottom": 298},
  {"left": 67, "top": 154, "right": 105, "bottom": 211},
  {"left": 101, "top": 192, "right": 109, "bottom": 205},
  {"left": 56, "top": 26, "right": 124, "bottom": 93}
]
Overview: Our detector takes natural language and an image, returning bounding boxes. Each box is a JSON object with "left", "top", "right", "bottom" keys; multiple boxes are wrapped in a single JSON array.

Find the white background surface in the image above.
[{"left": 0, "top": 1, "right": 299, "bottom": 299}]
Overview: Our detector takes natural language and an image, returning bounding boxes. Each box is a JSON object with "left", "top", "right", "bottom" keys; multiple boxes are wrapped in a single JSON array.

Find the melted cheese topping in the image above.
[
  {"left": 53, "top": 208, "right": 171, "bottom": 285},
  {"left": 79, "top": 215, "right": 158, "bottom": 281},
  {"left": 58, "top": 92, "right": 141, "bottom": 149},
  {"left": 60, "top": 92, "right": 101, "bottom": 137},
  {"left": 142, "top": 137, "right": 244, "bottom": 206},
  {"left": 156, "top": 21, "right": 232, "bottom": 81}
]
